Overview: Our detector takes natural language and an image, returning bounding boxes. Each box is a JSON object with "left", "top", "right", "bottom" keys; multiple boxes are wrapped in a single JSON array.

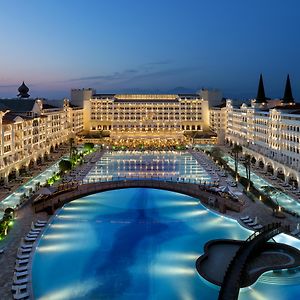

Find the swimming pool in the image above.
[
  {"left": 83, "top": 151, "right": 212, "bottom": 184},
  {"left": 32, "top": 188, "right": 300, "bottom": 300},
  {"left": 0, "top": 159, "right": 65, "bottom": 220},
  {"left": 224, "top": 156, "right": 300, "bottom": 215}
]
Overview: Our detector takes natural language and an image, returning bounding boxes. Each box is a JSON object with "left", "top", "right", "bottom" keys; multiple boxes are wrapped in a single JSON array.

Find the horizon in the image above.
[{"left": 1, "top": 0, "right": 300, "bottom": 100}]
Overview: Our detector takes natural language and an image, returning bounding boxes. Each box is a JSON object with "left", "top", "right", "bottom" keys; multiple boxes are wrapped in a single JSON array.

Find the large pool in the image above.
[
  {"left": 32, "top": 188, "right": 300, "bottom": 300},
  {"left": 83, "top": 151, "right": 212, "bottom": 184}
]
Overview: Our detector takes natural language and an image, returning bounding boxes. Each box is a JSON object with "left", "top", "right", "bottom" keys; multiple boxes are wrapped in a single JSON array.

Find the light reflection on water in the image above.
[
  {"left": 83, "top": 151, "right": 212, "bottom": 184},
  {"left": 32, "top": 188, "right": 300, "bottom": 300}
]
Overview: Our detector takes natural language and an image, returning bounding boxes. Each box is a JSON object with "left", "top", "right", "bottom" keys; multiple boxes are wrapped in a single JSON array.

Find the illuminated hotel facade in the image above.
[
  {"left": 224, "top": 75, "right": 300, "bottom": 187},
  {"left": 0, "top": 96, "right": 83, "bottom": 184},
  {"left": 76, "top": 90, "right": 213, "bottom": 145}
]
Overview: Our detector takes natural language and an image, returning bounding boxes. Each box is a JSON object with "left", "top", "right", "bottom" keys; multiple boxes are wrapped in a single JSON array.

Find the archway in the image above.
[
  {"left": 19, "top": 165, "right": 27, "bottom": 176},
  {"left": 288, "top": 174, "right": 298, "bottom": 189},
  {"left": 8, "top": 168, "right": 17, "bottom": 181},
  {"left": 36, "top": 155, "right": 43, "bottom": 165},
  {"left": 251, "top": 157, "right": 256, "bottom": 165},
  {"left": 258, "top": 160, "right": 264, "bottom": 169},
  {"left": 266, "top": 164, "right": 274, "bottom": 175},
  {"left": 276, "top": 168, "right": 285, "bottom": 181}
]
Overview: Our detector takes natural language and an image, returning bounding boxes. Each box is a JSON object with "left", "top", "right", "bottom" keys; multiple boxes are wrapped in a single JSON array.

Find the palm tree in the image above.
[
  {"left": 211, "top": 147, "right": 222, "bottom": 160},
  {"left": 243, "top": 154, "right": 251, "bottom": 190},
  {"left": 232, "top": 144, "right": 242, "bottom": 181},
  {"left": 69, "top": 138, "right": 76, "bottom": 160}
]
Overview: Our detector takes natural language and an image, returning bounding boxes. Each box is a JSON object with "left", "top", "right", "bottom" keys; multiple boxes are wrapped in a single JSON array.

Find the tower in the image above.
[
  {"left": 282, "top": 74, "right": 295, "bottom": 104},
  {"left": 256, "top": 74, "right": 266, "bottom": 103}
]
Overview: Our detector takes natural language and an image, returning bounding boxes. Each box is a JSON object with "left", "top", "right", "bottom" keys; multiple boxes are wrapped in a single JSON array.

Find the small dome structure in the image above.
[{"left": 17, "top": 81, "right": 30, "bottom": 98}]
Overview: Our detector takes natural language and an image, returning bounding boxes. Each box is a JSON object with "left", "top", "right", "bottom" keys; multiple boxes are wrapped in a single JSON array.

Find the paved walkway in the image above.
[
  {"left": 0, "top": 201, "right": 48, "bottom": 300},
  {"left": 0, "top": 147, "right": 67, "bottom": 299}
]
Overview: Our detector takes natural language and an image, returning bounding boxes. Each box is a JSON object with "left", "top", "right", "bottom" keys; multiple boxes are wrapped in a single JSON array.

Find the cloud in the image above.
[
  {"left": 70, "top": 69, "right": 139, "bottom": 82},
  {"left": 69, "top": 60, "right": 173, "bottom": 83},
  {"left": 0, "top": 84, "right": 19, "bottom": 88}
]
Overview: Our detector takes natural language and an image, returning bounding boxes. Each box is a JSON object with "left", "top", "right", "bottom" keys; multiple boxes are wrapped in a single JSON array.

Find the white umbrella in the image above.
[{"left": 36, "top": 187, "right": 53, "bottom": 195}]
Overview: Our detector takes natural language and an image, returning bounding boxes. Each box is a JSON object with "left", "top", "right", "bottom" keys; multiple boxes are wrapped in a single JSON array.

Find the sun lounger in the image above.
[
  {"left": 34, "top": 223, "right": 45, "bottom": 228},
  {"left": 248, "top": 221, "right": 258, "bottom": 227},
  {"left": 15, "top": 266, "right": 28, "bottom": 272},
  {"left": 20, "top": 244, "right": 33, "bottom": 249},
  {"left": 28, "top": 232, "right": 39, "bottom": 237},
  {"left": 13, "top": 291, "right": 29, "bottom": 300},
  {"left": 240, "top": 216, "right": 250, "bottom": 221},
  {"left": 26, "top": 234, "right": 38, "bottom": 239},
  {"left": 243, "top": 219, "right": 253, "bottom": 224},
  {"left": 252, "top": 224, "right": 263, "bottom": 230},
  {"left": 13, "top": 277, "right": 28, "bottom": 285},
  {"left": 17, "top": 254, "right": 30, "bottom": 260},
  {"left": 291, "top": 229, "right": 300, "bottom": 236},
  {"left": 31, "top": 227, "right": 42, "bottom": 232},
  {"left": 29, "top": 229, "right": 41, "bottom": 234},
  {"left": 11, "top": 284, "right": 27, "bottom": 292},
  {"left": 16, "top": 259, "right": 29, "bottom": 265},
  {"left": 37, "top": 220, "right": 47, "bottom": 224},
  {"left": 27, "top": 232, "right": 38, "bottom": 237},
  {"left": 19, "top": 248, "right": 31, "bottom": 254},
  {"left": 15, "top": 271, "right": 29, "bottom": 277},
  {"left": 24, "top": 237, "right": 36, "bottom": 242}
]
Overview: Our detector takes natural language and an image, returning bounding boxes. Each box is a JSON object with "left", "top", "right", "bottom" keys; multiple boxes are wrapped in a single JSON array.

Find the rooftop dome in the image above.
[{"left": 17, "top": 81, "right": 30, "bottom": 98}]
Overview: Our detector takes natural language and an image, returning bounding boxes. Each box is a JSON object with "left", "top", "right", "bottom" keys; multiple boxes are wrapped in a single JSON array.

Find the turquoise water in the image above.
[
  {"left": 83, "top": 151, "right": 212, "bottom": 184},
  {"left": 32, "top": 188, "right": 300, "bottom": 300},
  {"left": 224, "top": 156, "right": 300, "bottom": 215}
]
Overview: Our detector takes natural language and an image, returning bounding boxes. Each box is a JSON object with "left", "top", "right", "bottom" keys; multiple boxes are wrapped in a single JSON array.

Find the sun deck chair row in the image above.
[
  {"left": 240, "top": 216, "right": 263, "bottom": 230},
  {"left": 12, "top": 220, "right": 47, "bottom": 299},
  {"left": 290, "top": 228, "right": 300, "bottom": 238}
]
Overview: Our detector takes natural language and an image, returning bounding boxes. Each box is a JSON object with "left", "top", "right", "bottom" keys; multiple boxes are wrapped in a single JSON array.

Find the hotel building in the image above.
[
  {"left": 224, "top": 74, "right": 300, "bottom": 187},
  {"left": 72, "top": 89, "right": 215, "bottom": 146},
  {"left": 0, "top": 83, "right": 83, "bottom": 184}
]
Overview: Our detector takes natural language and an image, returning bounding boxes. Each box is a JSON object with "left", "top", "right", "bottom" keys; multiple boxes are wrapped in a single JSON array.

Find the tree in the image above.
[
  {"left": 232, "top": 144, "right": 242, "bottom": 181},
  {"left": 59, "top": 159, "right": 72, "bottom": 173},
  {"left": 243, "top": 154, "right": 251, "bottom": 190},
  {"left": 211, "top": 147, "right": 223, "bottom": 161},
  {"left": 84, "top": 142, "right": 94, "bottom": 153},
  {"left": 69, "top": 138, "right": 76, "bottom": 160}
]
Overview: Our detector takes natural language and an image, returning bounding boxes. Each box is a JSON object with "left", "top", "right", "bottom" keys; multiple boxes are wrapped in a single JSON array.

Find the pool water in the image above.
[
  {"left": 32, "top": 188, "right": 300, "bottom": 300},
  {"left": 83, "top": 151, "right": 212, "bottom": 184}
]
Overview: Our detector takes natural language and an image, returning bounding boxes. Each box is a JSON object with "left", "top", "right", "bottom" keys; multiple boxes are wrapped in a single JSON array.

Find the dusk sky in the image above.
[{"left": 1, "top": 0, "right": 300, "bottom": 100}]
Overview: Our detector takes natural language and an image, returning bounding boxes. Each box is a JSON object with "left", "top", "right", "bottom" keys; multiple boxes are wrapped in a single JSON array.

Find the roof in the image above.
[
  {"left": 212, "top": 101, "right": 227, "bottom": 108},
  {"left": 0, "top": 99, "right": 36, "bottom": 112},
  {"left": 2, "top": 112, "right": 34, "bottom": 124},
  {"left": 256, "top": 74, "right": 267, "bottom": 103},
  {"left": 42, "top": 103, "right": 58, "bottom": 109},
  {"left": 282, "top": 74, "right": 295, "bottom": 103}
]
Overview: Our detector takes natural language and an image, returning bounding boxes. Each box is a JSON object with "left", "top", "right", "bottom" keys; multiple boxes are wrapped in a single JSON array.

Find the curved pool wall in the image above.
[
  {"left": 83, "top": 151, "right": 213, "bottom": 184},
  {"left": 32, "top": 188, "right": 300, "bottom": 300}
]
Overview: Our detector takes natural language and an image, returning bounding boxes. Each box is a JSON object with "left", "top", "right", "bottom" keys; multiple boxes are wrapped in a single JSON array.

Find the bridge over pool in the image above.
[
  {"left": 33, "top": 179, "right": 243, "bottom": 214},
  {"left": 218, "top": 223, "right": 292, "bottom": 300}
]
